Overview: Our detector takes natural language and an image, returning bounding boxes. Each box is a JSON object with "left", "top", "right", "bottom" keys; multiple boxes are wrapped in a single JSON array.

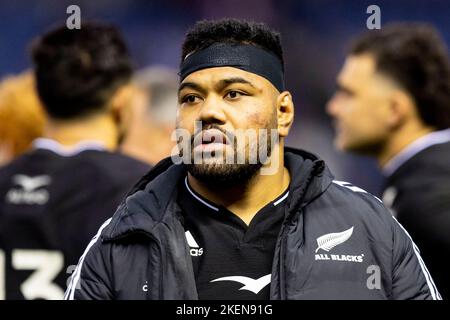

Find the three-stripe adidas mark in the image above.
[{"left": 185, "top": 231, "right": 203, "bottom": 256}]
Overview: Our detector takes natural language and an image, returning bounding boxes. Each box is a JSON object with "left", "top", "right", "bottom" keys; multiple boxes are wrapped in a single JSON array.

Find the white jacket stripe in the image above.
[
  {"left": 392, "top": 216, "right": 442, "bottom": 300},
  {"left": 64, "top": 218, "right": 112, "bottom": 300}
]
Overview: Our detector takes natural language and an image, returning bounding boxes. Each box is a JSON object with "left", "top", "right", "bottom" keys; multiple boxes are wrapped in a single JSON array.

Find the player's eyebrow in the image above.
[
  {"left": 336, "top": 83, "right": 355, "bottom": 96},
  {"left": 178, "top": 77, "right": 257, "bottom": 97},
  {"left": 178, "top": 82, "right": 207, "bottom": 96},
  {"left": 216, "top": 77, "right": 256, "bottom": 91}
]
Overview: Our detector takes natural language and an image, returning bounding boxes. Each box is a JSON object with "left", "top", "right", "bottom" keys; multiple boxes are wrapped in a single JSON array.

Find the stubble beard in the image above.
[{"left": 185, "top": 117, "right": 277, "bottom": 188}]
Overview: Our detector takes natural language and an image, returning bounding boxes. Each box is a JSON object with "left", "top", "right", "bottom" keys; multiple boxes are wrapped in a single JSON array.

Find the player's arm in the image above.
[
  {"left": 390, "top": 215, "right": 442, "bottom": 300},
  {"left": 64, "top": 220, "right": 114, "bottom": 300}
]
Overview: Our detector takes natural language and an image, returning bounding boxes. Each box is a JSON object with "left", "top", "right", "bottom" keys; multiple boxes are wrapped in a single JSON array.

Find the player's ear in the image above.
[
  {"left": 108, "top": 84, "right": 136, "bottom": 146},
  {"left": 276, "top": 91, "right": 294, "bottom": 138},
  {"left": 387, "top": 89, "right": 415, "bottom": 129},
  {"left": 0, "top": 140, "right": 14, "bottom": 167},
  {"left": 109, "top": 84, "right": 134, "bottom": 127}
]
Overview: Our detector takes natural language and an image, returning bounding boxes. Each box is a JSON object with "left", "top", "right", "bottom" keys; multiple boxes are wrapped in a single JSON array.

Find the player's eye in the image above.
[
  {"left": 335, "top": 85, "right": 354, "bottom": 98},
  {"left": 225, "top": 91, "right": 245, "bottom": 100},
  {"left": 181, "top": 95, "right": 200, "bottom": 104}
]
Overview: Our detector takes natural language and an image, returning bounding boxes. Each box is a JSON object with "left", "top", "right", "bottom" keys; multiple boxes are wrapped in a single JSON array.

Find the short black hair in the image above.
[
  {"left": 181, "top": 19, "right": 284, "bottom": 71},
  {"left": 350, "top": 23, "right": 450, "bottom": 129},
  {"left": 31, "top": 22, "right": 132, "bottom": 119}
]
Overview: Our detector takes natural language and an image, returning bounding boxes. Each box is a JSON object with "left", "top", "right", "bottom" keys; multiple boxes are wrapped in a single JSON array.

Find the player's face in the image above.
[
  {"left": 327, "top": 54, "right": 395, "bottom": 155},
  {"left": 110, "top": 83, "right": 136, "bottom": 146},
  {"left": 0, "top": 140, "right": 13, "bottom": 167},
  {"left": 176, "top": 66, "right": 280, "bottom": 184}
]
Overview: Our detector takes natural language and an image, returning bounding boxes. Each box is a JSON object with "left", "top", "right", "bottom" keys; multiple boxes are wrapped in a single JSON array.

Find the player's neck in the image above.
[
  {"left": 120, "top": 123, "right": 175, "bottom": 165},
  {"left": 377, "top": 121, "right": 435, "bottom": 167},
  {"left": 188, "top": 148, "right": 290, "bottom": 225},
  {"left": 43, "top": 113, "right": 119, "bottom": 151}
]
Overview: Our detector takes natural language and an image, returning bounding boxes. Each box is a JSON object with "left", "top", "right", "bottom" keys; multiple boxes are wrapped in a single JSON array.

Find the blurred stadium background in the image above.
[{"left": 1, "top": 0, "right": 449, "bottom": 195}]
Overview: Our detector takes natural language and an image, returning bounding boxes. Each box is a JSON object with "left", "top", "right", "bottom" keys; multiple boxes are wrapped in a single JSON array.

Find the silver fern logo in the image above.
[
  {"left": 315, "top": 227, "right": 354, "bottom": 253},
  {"left": 315, "top": 227, "right": 364, "bottom": 263}
]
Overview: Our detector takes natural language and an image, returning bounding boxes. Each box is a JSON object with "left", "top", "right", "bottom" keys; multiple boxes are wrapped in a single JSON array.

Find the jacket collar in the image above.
[
  {"left": 283, "top": 147, "right": 333, "bottom": 218},
  {"left": 102, "top": 147, "right": 333, "bottom": 241}
]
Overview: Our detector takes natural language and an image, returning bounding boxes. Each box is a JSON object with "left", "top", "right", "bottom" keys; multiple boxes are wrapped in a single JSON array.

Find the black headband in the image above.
[{"left": 179, "top": 43, "right": 285, "bottom": 92}]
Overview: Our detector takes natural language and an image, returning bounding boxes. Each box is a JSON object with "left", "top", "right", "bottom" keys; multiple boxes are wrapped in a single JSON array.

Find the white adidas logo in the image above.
[
  {"left": 184, "top": 230, "right": 270, "bottom": 294},
  {"left": 185, "top": 231, "right": 203, "bottom": 256}
]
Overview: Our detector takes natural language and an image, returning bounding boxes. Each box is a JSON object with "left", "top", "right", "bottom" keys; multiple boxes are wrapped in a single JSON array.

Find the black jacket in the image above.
[
  {"left": 384, "top": 141, "right": 450, "bottom": 299},
  {"left": 65, "top": 148, "right": 441, "bottom": 300}
]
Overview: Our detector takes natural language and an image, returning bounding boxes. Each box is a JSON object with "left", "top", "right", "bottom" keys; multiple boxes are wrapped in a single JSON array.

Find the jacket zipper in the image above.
[
  {"left": 273, "top": 161, "right": 323, "bottom": 299},
  {"left": 275, "top": 213, "right": 298, "bottom": 300}
]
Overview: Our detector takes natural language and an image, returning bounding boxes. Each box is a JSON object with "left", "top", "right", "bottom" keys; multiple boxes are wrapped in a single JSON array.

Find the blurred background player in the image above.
[
  {"left": 120, "top": 66, "right": 178, "bottom": 165},
  {"left": 327, "top": 23, "right": 450, "bottom": 298},
  {"left": 3, "top": 1, "right": 450, "bottom": 196},
  {"left": 0, "top": 71, "right": 46, "bottom": 167},
  {"left": 0, "top": 22, "right": 149, "bottom": 300}
]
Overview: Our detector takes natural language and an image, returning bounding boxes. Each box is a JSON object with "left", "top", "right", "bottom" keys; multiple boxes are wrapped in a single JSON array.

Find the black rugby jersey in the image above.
[
  {"left": 177, "top": 176, "right": 289, "bottom": 300},
  {"left": 0, "top": 139, "right": 149, "bottom": 299}
]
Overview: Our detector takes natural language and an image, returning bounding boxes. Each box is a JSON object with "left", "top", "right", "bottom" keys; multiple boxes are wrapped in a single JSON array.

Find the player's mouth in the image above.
[
  {"left": 332, "top": 120, "right": 342, "bottom": 132},
  {"left": 194, "top": 129, "right": 230, "bottom": 152}
]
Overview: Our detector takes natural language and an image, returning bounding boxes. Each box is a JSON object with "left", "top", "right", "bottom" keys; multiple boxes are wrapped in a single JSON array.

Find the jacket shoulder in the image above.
[
  {"left": 328, "top": 180, "right": 386, "bottom": 213},
  {"left": 322, "top": 180, "right": 394, "bottom": 233}
]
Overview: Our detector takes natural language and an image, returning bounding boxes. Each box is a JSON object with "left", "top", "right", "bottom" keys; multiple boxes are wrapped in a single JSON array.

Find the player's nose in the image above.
[
  {"left": 198, "top": 95, "right": 226, "bottom": 125},
  {"left": 326, "top": 94, "right": 340, "bottom": 118}
]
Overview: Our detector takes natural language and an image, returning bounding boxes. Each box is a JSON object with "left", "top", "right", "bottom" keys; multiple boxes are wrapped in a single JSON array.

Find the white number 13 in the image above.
[{"left": 0, "top": 249, "right": 64, "bottom": 300}]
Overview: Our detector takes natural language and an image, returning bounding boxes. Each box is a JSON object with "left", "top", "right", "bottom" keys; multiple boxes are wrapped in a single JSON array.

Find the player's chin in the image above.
[
  {"left": 334, "top": 135, "right": 348, "bottom": 151},
  {"left": 335, "top": 136, "right": 355, "bottom": 153},
  {"left": 338, "top": 137, "right": 370, "bottom": 154},
  {"left": 187, "top": 162, "right": 262, "bottom": 186}
]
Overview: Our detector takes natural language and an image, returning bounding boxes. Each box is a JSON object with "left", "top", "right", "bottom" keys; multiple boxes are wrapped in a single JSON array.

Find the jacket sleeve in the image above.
[
  {"left": 390, "top": 215, "right": 442, "bottom": 300},
  {"left": 64, "top": 219, "right": 114, "bottom": 300}
]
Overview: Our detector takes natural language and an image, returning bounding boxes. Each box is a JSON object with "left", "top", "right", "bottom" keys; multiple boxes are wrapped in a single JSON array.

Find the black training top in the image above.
[
  {"left": 0, "top": 140, "right": 149, "bottom": 300},
  {"left": 177, "top": 176, "right": 289, "bottom": 299}
]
